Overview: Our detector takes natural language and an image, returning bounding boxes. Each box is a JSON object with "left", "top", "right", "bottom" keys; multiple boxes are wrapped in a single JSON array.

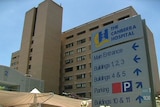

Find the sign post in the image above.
[{"left": 91, "top": 15, "right": 156, "bottom": 107}]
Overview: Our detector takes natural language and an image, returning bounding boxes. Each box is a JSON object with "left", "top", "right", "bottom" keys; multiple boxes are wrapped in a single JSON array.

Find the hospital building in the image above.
[{"left": 10, "top": 0, "right": 159, "bottom": 98}]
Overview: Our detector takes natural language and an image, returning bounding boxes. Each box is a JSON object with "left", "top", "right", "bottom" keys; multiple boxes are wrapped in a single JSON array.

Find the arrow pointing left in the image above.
[
  {"left": 132, "top": 43, "right": 139, "bottom": 51},
  {"left": 133, "top": 55, "right": 141, "bottom": 63}
]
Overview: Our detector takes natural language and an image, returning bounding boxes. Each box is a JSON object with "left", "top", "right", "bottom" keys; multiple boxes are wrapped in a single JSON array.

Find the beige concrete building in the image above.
[
  {"left": 11, "top": 50, "right": 20, "bottom": 70},
  {"left": 11, "top": 0, "right": 159, "bottom": 98},
  {"left": 11, "top": 0, "right": 62, "bottom": 93}
]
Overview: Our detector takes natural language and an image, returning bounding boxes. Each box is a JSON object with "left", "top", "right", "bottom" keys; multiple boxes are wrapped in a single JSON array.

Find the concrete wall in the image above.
[{"left": 0, "top": 65, "right": 44, "bottom": 92}]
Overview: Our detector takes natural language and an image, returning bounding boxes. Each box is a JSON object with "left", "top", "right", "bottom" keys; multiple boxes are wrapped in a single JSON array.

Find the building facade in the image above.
[
  {"left": 11, "top": 0, "right": 62, "bottom": 93},
  {"left": 0, "top": 65, "right": 44, "bottom": 92},
  {"left": 60, "top": 6, "right": 138, "bottom": 98},
  {"left": 11, "top": 0, "right": 159, "bottom": 98}
]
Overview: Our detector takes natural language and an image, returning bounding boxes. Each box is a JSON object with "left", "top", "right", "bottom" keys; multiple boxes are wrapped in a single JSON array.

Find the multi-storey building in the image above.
[
  {"left": 60, "top": 7, "right": 138, "bottom": 98},
  {"left": 11, "top": 0, "right": 62, "bottom": 93},
  {"left": 10, "top": 50, "right": 20, "bottom": 70},
  {"left": 10, "top": 0, "right": 159, "bottom": 98}
]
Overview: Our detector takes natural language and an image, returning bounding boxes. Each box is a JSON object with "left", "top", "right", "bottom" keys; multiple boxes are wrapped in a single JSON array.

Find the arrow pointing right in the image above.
[{"left": 136, "top": 95, "right": 144, "bottom": 103}]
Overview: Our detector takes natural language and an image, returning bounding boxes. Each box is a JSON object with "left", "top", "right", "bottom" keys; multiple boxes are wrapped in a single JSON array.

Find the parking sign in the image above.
[{"left": 91, "top": 15, "right": 155, "bottom": 107}]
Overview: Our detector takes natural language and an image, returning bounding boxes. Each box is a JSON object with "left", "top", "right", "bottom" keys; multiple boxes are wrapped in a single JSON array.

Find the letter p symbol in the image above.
[{"left": 122, "top": 81, "right": 132, "bottom": 92}]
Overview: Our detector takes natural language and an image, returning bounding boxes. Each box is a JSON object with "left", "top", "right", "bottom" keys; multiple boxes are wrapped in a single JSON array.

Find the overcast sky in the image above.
[{"left": 0, "top": 0, "right": 160, "bottom": 74}]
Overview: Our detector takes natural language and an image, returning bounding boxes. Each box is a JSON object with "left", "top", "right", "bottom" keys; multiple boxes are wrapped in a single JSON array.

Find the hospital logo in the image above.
[{"left": 94, "top": 29, "right": 109, "bottom": 48}]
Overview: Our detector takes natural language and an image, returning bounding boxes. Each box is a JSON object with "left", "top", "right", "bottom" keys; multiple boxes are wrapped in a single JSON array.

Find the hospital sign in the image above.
[{"left": 91, "top": 15, "right": 154, "bottom": 107}]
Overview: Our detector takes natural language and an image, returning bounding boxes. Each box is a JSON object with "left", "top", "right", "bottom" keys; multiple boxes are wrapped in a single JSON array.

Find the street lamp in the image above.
[
  {"left": 100, "top": 105, "right": 110, "bottom": 107},
  {"left": 81, "top": 101, "right": 89, "bottom": 107},
  {"left": 100, "top": 106, "right": 105, "bottom": 107}
]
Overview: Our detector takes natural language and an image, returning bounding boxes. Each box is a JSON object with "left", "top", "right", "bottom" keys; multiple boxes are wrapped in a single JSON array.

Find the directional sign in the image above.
[
  {"left": 133, "top": 68, "right": 142, "bottom": 76},
  {"left": 132, "top": 42, "right": 139, "bottom": 51},
  {"left": 91, "top": 15, "right": 144, "bottom": 52},
  {"left": 91, "top": 15, "right": 154, "bottom": 107},
  {"left": 136, "top": 96, "right": 144, "bottom": 103},
  {"left": 133, "top": 55, "right": 141, "bottom": 63},
  {"left": 136, "top": 82, "right": 143, "bottom": 89},
  {"left": 92, "top": 38, "right": 152, "bottom": 107}
]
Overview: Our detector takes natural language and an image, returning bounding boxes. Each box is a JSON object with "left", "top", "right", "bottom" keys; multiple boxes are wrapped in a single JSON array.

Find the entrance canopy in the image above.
[{"left": 0, "top": 89, "right": 91, "bottom": 107}]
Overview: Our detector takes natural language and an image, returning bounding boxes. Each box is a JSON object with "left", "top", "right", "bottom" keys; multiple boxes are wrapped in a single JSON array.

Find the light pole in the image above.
[
  {"left": 81, "top": 101, "right": 89, "bottom": 107},
  {"left": 100, "top": 105, "right": 110, "bottom": 107}
]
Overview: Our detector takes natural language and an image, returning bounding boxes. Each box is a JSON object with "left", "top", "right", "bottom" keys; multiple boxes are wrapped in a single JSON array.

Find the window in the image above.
[
  {"left": 28, "top": 65, "right": 31, "bottom": 69},
  {"left": 64, "top": 85, "right": 73, "bottom": 89},
  {"left": 66, "top": 35, "right": 74, "bottom": 39},
  {"left": 64, "top": 76, "right": 73, "bottom": 81},
  {"left": 77, "top": 93, "right": 86, "bottom": 97},
  {"left": 31, "top": 40, "right": 34, "bottom": 44},
  {"left": 89, "top": 82, "right": 91, "bottom": 87},
  {"left": 77, "top": 64, "right": 86, "bottom": 70},
  {"left": 76, "top": 74, "right": 86, "bottom": 79},
  {"left": 89, "top": 26, "right": 99, "bottom": 31},
  {"left": 77, "top": 30, "right": 86, "bottom": 35},
  {"left": 30, "top": 48, "right": 33, "bottom": 52},
  {"left": 66, "top": 43, "right": 74, "bottom": 48},
  {"left": 29, "top": 56, "right": 32, "bottom": 61},
  {"left": 89, "top": 63, "right": 91, "bottom": 68},
  {"left": 77, "top": 39, "right": 86, "bottom": 45},
  {"left": 77, "top": 47, "right": 86, "bottom": 53},
  {"left": 76, "top": 83, "right": 86, "bottom": 88},
  {"left": 118, "top": 15, "right": 130, "bottom": 21},
  {"left": 65, "top": 50, "right": 74, "bottom": 56},
  {"left": 12, "top": 56, "right": 17, "bottom": 59},
  {"left": 65, "top": 59, "right": 73, "bottom": 64},
  {"left": 77, "top": 55, "right": 86, "bottom": 62},
  {"left": 65, "top": 67, "right": 73, "bottom": 72},
  {"left": 103, "top": 21, "right": 113, "bottom": 26}
]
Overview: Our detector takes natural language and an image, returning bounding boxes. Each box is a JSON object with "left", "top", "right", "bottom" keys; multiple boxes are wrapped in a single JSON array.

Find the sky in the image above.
[{"left": 0, "top": 0, "right": 160, "bottom": 74}]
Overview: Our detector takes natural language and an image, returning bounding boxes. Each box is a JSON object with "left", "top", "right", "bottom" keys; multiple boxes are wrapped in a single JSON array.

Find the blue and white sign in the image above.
[
  {"left": 91, "top": 15, "right": 153, "bottom": 107},
  {"left": 91, "top": 15, "right": 144, "bottom": 52}
]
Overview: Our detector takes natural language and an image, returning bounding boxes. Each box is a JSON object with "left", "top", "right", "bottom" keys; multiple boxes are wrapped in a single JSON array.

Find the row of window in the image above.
[
  {"left": 64, "top": 83, "right": 87, "bottom": 89},
  {"left": 65, "top": 21, "right": 113, "bottom": 40},
  {"left": 65, "top": 20, "right": 111, "bottom": 40},
  {"left": 77, "top": 47, "right": 86, "bottom": 53},
  {"left": 12, "top": 56, "right": 18, "bottom": 60},
  {"left": 26, "top": 17, "right": 36, "bottom": 71},
  {"left": 65, "top": 50, "right": 74, "bottom": 56},
  {"left": 65, "top": 55, "right": 88, "bottom": 65},
  {"left": 66, "top": 43, "right": 74, "bottom": 48},
  {"left": 77, "top": 55, "right": 86, "bottom": 62},
  {"left": 77, "top": 38, "right": 86, "bottom": 45},
  {"left": 65, "top": 38, "right": 87, "bottom": 49},
  {"left": 65, "top": 46, "right": 91, "bottom": 56},
  {"left": 11, "top": 62, "right": 19, "bottom": 66},
  {"left": 65, "top": 67, "right": 73, "bottom": 72},
  {"left": 77, "top": 64, "right": 86, "bottom": 70},
  {"left": 65, "top": 59, "right": 73, "bottom": 64},
  {"left": 28, "top": 47, "right": 33, "bottom": 70},
  {"left": 65, "top": 15, "right": 130, "bottom": 40},
  {"left": 64, "top": 63, "right": 91, "bottom": 72},
  {"left": 64, "top": 73, "right": 86, "bottom": 81}
]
